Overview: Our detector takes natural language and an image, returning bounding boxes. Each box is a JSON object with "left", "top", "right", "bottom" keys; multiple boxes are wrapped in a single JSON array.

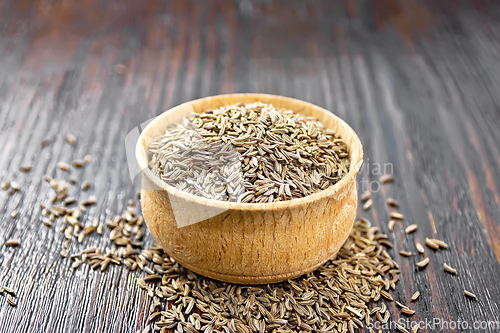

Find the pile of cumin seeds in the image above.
[
  {"left": 134, "top": 218, "right": 400, "bottom": 333},
  {"left": 148, "top": 102, "right": 350, "bottom": 203}
]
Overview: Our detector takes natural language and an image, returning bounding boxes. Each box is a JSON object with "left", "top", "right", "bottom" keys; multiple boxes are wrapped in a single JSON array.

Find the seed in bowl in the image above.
[{"left": 148, "top": 102, "right": 350, "bottom": 203}]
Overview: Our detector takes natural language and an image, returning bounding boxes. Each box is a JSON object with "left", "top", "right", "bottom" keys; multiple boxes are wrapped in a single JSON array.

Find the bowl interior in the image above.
[{"left": 136, "top": 93, "right": 363, "bottom": 211}]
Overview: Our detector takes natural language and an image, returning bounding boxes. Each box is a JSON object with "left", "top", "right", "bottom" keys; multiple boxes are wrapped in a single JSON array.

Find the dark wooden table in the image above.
[{"left": 0, "top": 0, "right": 499, "bottom": 332}]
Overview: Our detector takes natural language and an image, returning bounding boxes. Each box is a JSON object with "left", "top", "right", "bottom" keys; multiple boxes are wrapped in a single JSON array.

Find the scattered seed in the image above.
[
  {"left": 416, "top": 257, "right": 430, "bottom": 268},
  {"left": 386, "top": 198, "right": 398, "bottom": 207},
  {"left": 81, "top": 182, "right": 90, "bottom": 191},
  {"left": 443, "top": 263, "right": 457, "bottom": 274},
  {"left": 1, "top": 181, "right": 9, "bottom": 191},
  {"left": 401, "top": 307, "right": 415, "bottom": 316},
  {"left": 380, "top": 174, "right": 393, "bottom": 184},
  {"left": 363, "top": 199, "right": 373, "bottom": 210},
  {"left": 115, "top": 64, "right": 127, "bottom": 75},
  {"left": 411, "top": 291, "right": 420, "bottom": 301},
  {"left": 399, "top": 250, "right": 413, "bottom": 257},
  {"left": 20, "top": 165, "right": 32, "bottom": 172},
  {"left": 360, "top": 191, "right": 371, "bottom": 201},
  {"left": 84, "top": 155, "right": 92, "bottom": 163},
  {"left": 396, "top": 323, "right": 409, "bottom": 333},
  {"left": 73, "top": 159, "right": 84, "bottom": 167},
  {"left": 57, "top": 162, "right": 71, "bottom": 171},
  {"left": 405, "top": 224, "right": 418, "bottom": 234},
  {"left": 380, "top": 290, "right": 393, "bottom": 301},
  {"left": 10, "top": 209, "right": 18, "bottom": 218},
  {"left": 3, "top": 287, "right": 14, "bottom": 294},
  {"left": 4, "top": 240, "right": 19, "bottom": 247},
  {"left": 416, "top": 242, "right": 425, "bottom": 254},
  {"left": 10, "top": 181, "right": 20, "bottom": 191},
  {"left": 41, "top": 139, "right": 51, "bottom": 147},
  {"left": 388, "top": 220, "right": 395, "bottom": 232},
  {"left": 65, "top": 134, "right": 76, "bottom": 145},
  {"left": 464, "top": 290, "right": 476, "bottom": 299},
  {"left": 425, "top": 238, "right": 440, "bottom": 250},
  {"left": 390, "top": 212, "right": 404, "bottom": 220},
  {"left": 429, "top": 238, "right": 448, "bottom": 249},
  {"left": 411, "top": 324, "right": 419, "bottom": 333},
  {"left": 7, "top": 295, "right": 16, "bottom": 306}
]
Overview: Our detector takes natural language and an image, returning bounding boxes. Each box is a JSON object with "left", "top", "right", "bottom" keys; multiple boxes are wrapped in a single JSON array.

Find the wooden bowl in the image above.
[{"left": 136, "top": 94, "right": 363, "bottom": 284}]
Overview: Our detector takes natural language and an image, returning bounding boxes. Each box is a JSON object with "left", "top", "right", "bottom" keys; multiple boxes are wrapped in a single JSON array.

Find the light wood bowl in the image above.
[{"left": 136, "top": 94, "right": 363, "bottom": 284}]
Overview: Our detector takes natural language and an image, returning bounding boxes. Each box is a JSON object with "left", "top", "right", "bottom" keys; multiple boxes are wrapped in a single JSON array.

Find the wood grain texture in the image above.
[
  {"left": 0, "top": 0, "right": 499, "bottom": 332},
  {"left": 137, "top": 94, "right": 363, "bottom": 284}
]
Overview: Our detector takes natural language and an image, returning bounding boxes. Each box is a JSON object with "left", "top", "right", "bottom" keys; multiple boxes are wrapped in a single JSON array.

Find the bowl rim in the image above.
[{"left": 136, "top": 93, "right": 363, "bottom": 211}]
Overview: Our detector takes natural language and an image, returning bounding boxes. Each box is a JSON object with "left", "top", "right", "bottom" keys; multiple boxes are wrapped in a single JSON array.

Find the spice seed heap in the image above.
[{"left": 148, "top": 102, "right": 350, "bottom": 203}]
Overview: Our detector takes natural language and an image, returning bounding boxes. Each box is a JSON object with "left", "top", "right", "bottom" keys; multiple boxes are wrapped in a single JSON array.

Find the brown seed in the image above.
[
  {"left": 386, "top": 198, "right": 398, "bottom": 207},
  {"left": 360, "top": 191, "right": 371, "bottom": 201},
  {"left": 429, "top": 238, "right": 448, "bottom": 249},
  {"left": 3, "top": 286, "right": 15, "bottom": 294},
  {"left": 363, "top": 199, "right": 373, "bottom": 210},
  {"left": 73, "top": 159, "right": 84, "bottom": 167},
  {"left": 57, "top": 162, "right": 71, "bottom": 171},
  {"left": 443, "top": 263, "right": 457, "bottom": 274},
  {"left": 380, "top": 174, "right": 393, "bottom": 184},
  {"left": 425, "top": 238, "right": 440, "bottom": 250},
  {"left": 20, "top": 165, "right": 32, "bottom": 172},
  {"left": 416, "top": 242, "right": 425, "bottom": 254},
  {"left": 401, "top": 307, "right": 415, "bottom": 316},
  {"left": 405, "top": 224, "right": 418, "bottom": 234},
  {"left": 388, "top": 220, "right": 395, "bottom": 232},
  {"left": 1, "top": 180, "right": 9, "bottom": 191},
  {"left": 464, "top": 290, "right": 476, "bottom": 299},
  {"left": 411, "top": 291, "right": 420, "bottom": 301},
  {"left": 390, "top": 212, "right": 404, "bottom": 220},
  {"left": 4, "top": 240, "right": 19, "bottom": 247},
  {"left": 41, "top": 139, "right": 51, "bottom": 147},
  {"left": 10, "top": 181, "right": 20, "bottom": 191},
  {"left": 380, "top": 290, "right": 393, "bottom": 301},
  {"left": 81, "top": 182, "right": 90, "bottom": 191},
  {"left": 396, "top": 323, "right": 409, "bottom": 333},
  {"left": 7, "top": 295, "right": 16, "bottom": 306},
  {"left": 65, "top": 134, "right": 76, "bottom": 145},
  {"left": 115, "top": 64, "right": 127, "bottom": 75},
  {"left": 416, "top": 257, "right": 430, "bottom": 268},
  {"left": 399, "top": 250, "right": 413, "bottom": 257},
  {"left": 84, "top": 155, "right": 92, "bottom": 163}
]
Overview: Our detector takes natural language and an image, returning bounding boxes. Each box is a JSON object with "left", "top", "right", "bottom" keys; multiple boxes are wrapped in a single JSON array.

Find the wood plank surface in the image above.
[{"left": 0, "top": 0, "right": 499, "bottom": 332}]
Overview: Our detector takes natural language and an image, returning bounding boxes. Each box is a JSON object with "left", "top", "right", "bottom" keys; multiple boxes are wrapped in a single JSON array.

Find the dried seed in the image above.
[
  {"left": 7, "top": 295, "right": 16, "bottom": 306},
  {"left": 411, "top": 291, "right": 420, "bottom": 301},
  {"left": 389, "top": 212, "right": 404, "bottom": 220},
  {"left": 41, "top": 139, "right": 51, "bottom": 147},
  {"left": 464, "top": 290, "right": 476, "bottom": 299},
  {"left": 65, "top": 134, "right": 76, "bottom": 145},
  {"left": 73, "top": 159, "right": 84, "bottom": 167},
  {"left": 1, "top": 181, "right": 9, "bottom": 191},
  {"left": 429, "top": 238, "right": 448, "bottom": 249},
  {"left": 399, "top": 250, "right": 413, "bottom": 257},
  {"left": 3, "top": 286, "right": 15, "bottom": 294},
  {"left": 20, "top": 165, "right": 32, "bottom": 172},
  {"left": 416, "top": 257, "right": 430, "bottom": 268},
  {"left": 82, "top": 182, "right": 90, "bottom": 191},
  {"left": 386, "top": 198, "right": 398, "bottom": 207},
  {"left": 396, "top": 324, "right": 409, "bottom": 333},
  {"left": 405, "top": 224, "right": 418, "bottom": 234},
  {"left": 115, "top": 64, "right": 127, "bottom": 75},
  {"left": 380, "top": 290, "right": 393, "bottom": 301},
  {"left": 10, "top": 181, "right": 20, "bottom": 191},
  {"left": 401, "top": 307, "right": 415, "bottom": 316},
  {"left": 360, "top": 191, "right": 371, "bottom": 201},
  {"left": 416, "top": 242, "right": 425, "bottom": 254},
  {"left": 10, "top": 209, "right": 18, "bottom": 218},
  {"left": 411, "top": 324, "right": 419, "bottom": 333},
  {"left": 380, "top": 174, "right": 393, "bottom": 184},
  {"left": 443, "top": 263, "right": 457, "bottom": 274},
  {"left": 4, "top": 240, "right": 19, "bottom": 247},
  {"left": 388, "top": 220, "right": 395, "bottom": 232},
  {"left": 57, "top": 162, "right": 71, "bottom": 171},
  {"left": 84, "top": 155, "right": 92, "bottom": 163},
  {"left": 425, "top": 238, "right": 440, "bottom": 250},
  {"left": 363, "top": 199, "right": 373, "bottom": 210}
]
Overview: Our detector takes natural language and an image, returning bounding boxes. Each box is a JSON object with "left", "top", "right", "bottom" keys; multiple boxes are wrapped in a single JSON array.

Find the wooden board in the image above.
[{"left": 0, "top": 0, "right": 499, "bottom": 332}]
